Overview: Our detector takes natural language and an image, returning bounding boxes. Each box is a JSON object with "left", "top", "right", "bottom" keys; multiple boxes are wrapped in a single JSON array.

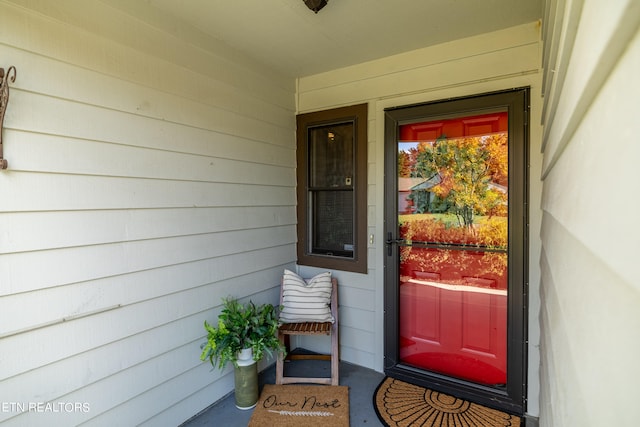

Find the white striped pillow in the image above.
[{"left": 279, "top": 269, "right": 334, "bottom": 324}]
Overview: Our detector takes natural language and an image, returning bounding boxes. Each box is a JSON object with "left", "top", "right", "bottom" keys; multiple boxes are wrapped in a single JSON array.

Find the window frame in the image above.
[{"left": 296, "top": 103, "right": 368, "bottom": 274}]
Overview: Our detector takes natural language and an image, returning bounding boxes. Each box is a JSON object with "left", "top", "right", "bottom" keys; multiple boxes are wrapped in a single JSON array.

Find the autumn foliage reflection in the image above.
[{"left": 398, "top": 133, "right": 509, "bottom": 290}]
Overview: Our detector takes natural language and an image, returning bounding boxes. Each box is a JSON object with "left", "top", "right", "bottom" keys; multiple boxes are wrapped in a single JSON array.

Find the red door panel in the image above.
[
  {"left": 397, "top": 111, "right": 509, "bottom": 386},
  {"left": 399, "top": 275, "right": 507, "bottom": 385}
]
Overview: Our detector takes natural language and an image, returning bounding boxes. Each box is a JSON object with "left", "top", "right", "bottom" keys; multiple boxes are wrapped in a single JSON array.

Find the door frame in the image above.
[{"left": 383, "top": 88, "right": 529, "bottom": 414}]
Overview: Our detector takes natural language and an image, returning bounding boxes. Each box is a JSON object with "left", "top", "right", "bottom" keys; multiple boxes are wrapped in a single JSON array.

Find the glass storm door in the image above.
[{"left": 383, "top": 90, "right": 528, "bottom": 414}]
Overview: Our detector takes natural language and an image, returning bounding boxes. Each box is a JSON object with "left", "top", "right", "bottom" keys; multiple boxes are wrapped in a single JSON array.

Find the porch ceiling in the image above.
[{"left": 141, "top": 0, "right": 542, "bottom": 78}]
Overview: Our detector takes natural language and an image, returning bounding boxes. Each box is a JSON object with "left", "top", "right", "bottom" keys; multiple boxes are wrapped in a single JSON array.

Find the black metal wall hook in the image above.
[{"left": 0, "top": 65, "right": 17, "bottom": 170}]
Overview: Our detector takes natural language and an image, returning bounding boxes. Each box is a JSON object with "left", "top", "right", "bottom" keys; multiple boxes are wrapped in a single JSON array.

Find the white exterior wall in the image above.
[
  {"left": 10, "top": 0, "right": 635, "bottom": 423},
  {"left": 0, "top": 1, "right": 296, "bottom": 425},
  {"left": 297, "top": 22, "right": 544, "bottom": 418},
  {"left": 539, "top": 1, "right": 640, "bottom": 426}
]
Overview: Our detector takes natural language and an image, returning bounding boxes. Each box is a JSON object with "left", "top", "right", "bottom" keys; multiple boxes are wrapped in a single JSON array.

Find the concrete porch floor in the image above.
[{"left": 181, "top": 356, "right": 386, "bottom": 427}]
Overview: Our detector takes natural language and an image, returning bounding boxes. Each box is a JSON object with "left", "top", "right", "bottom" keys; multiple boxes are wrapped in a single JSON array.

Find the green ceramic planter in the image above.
[{"left": 234, "top": 348, "right": 258, "bottom": 410}]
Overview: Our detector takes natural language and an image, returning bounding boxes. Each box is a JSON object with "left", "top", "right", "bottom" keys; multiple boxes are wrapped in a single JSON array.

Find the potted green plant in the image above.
[{"left": 200, "top": 297, "right": 285, "bottom": 409}]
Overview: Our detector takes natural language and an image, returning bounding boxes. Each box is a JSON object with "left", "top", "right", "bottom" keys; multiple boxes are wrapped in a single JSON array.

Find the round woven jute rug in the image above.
[{"left": 374, "top": 377, "right": 521, "bottom": 427}]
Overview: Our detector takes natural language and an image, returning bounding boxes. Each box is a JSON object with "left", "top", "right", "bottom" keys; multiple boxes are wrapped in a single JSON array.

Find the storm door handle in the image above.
[{"left": 385, "top": 232, "right": 405, "bottom": 256}]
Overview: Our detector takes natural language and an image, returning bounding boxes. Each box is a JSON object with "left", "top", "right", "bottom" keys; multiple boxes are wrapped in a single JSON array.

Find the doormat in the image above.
[
  {"left": 374, "top": 377, "right": 521, "bottom": 427},
  {"left": 248, "top": 384, "right": 349, "bottom": 427}
]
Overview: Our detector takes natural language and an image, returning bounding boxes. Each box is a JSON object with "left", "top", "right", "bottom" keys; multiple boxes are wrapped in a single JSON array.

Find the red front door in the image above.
[{"left": 397, "top": 111, "right": 509, "bottom": 386}]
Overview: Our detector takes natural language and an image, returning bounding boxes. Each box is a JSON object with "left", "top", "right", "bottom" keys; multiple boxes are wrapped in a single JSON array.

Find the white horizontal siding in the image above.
[
  {"left": 1, "top": 246, "right": 295, "bottom": 334},
  {"left": 298, "top": 23, "right": 540, "bottom": 112},
  {"left": 0, "top": 283, "right": 280, "bottom": 426},
  {"left": 0, "top": 1, "right": 296, "bottom": 425},
  {"left": 299, "top": 22, "right": 540, "bottom": 93},
  {"left": 0, "top": 174, "right": 293, "bottom": 213},
  {"left": 539, "top": 0, "right": 640, "bottom": 426},
  {"left": 1, "top": 224, "right": 294, "bottom": 296},
  {"left": 1, "top": 206, "right": 295, "bottom": 253},
  {"left": 4, "top": 130, "right": 293, "bottom": 180},
  {"left": 299, "top": 43, "right": 539, "bottom": 109},
  {"left": 5, "top": 90, "right": 291, "bottom": 165},
  {"left": 541, "top": 0, "right": 640, "bottom": 174},
  {"left": 297, "top": 21, "right": 544, "bottom": 417},
  {"left": 1, "top": 0, "right": 292, "bottom": 109}
]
